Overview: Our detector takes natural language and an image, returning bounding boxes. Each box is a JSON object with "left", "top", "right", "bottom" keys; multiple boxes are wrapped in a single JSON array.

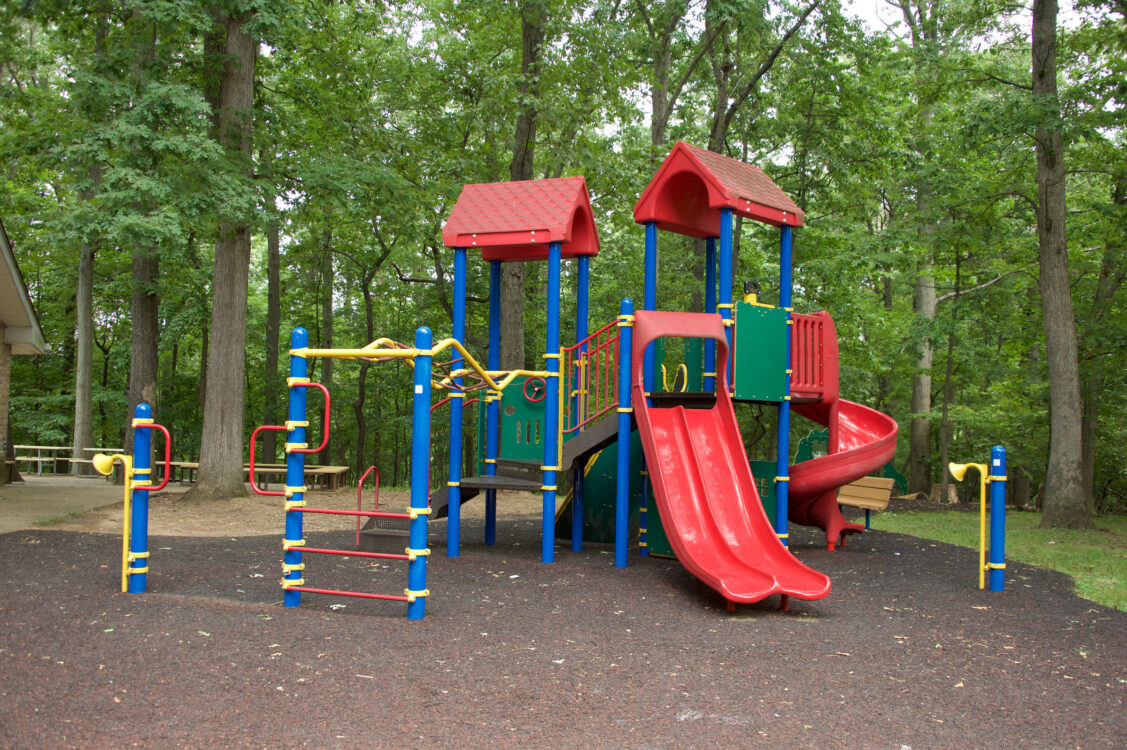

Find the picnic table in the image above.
[{"left": 168, "top": 462, "right": 349, "bottom": 490}]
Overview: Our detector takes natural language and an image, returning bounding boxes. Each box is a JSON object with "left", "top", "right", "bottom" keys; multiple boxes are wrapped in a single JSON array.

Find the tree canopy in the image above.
[{"left": 1, "top": 0, "right": 1124, "bottom": 524}]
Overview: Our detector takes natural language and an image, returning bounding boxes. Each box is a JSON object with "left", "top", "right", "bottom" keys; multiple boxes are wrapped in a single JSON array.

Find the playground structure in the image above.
[
  {"left": 98, "top": 143, "right": 904, "bottom": 619},
  {"left": 246, "top": 142, "right": 902, "bottom": 616}
]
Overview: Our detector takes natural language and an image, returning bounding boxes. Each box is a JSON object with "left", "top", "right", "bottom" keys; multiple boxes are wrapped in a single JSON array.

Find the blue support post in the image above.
[
  {"left": 542, "top": 242, "right": 562, "bottom": 564},
  {"left": 407, "top": 326, "right": 433, "bottom": 619},
  {"left": 704, "top": 236, "right": 718, "bottom": 393},
  {"left": 989, "top": 445, "right": 1007, "bottom": 592},
  {"left": 447, "top": 248, "right": 467, "bottom": 557},
  {"left": 719, "top": 209, "right": 734, "bottom": 385},
  {"left": 485, "top": 260, "right": 501, "bottom": 546},
  {"left": 128, "top": 402, "right": 152, "bottom": 593},
  {"left": 615, "top": 298, "right": 633, "bottom": 568},
  {"left": 643, "top": 221, "right": 658, "bottom": 394},
  {"left": 572, "top": 255, "right": 590, "bottom": 552},
  {"left": 775, "top": 225, "right": 794, "bottom": 546},
  {"left": 283, "top": 328, "right": 309, "bottom": 607}
]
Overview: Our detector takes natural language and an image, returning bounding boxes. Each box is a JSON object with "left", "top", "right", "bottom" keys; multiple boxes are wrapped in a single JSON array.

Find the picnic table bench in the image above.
[
  {"left": 837, "top": 475, "right": 897, "bottom": 530},
  {"left": 168, "top": 462, "right": 349, "bottom": 490}
]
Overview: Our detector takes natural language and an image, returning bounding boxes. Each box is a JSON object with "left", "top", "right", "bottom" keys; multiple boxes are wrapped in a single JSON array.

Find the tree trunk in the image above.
[
  {"left": 1033, "top": 0, "right": 1093, "bottom": 528},
  {"left": 124, "top": 11, "right": 159, "bottom": 465},
  {"left": 909, "top": 271, "right": 936, "bottom": 493},
  {"left": 191, "top": 9, "right": 257, "bottom": 501},
  {"left": 127, "top": 244, "right": 160, "bottom": 460},
  {"left": 319, "top": 226, "right": 334, "bottom": 466},
  {"left": 71, "top": 167, "right": 99, "bottom": 475},
  {"left": 501, "top": 1, "right": 545, "bottom": 371},
  {"left": 353, "top": 266, "right": 377, "bottom": 476},
  {"left": 262, "top": 219, "right": 281, "bottom": 463}
]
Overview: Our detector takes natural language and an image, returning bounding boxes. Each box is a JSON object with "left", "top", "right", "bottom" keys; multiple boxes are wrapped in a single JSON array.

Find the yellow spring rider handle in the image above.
[
  {"left": 948, "top": 461, "right": 989, "bottom": 589},
  {"left": 92, "top": 453, "right": 135, "bottom": 592}
]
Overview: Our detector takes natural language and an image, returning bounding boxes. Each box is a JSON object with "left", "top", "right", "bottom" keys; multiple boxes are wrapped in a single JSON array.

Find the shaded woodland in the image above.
[{"left": 1, "top": 0, "right": 1124, "bottom": 527}]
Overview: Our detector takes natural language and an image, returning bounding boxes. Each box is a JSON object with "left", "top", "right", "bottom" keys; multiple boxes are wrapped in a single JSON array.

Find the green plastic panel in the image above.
[
  {"left": 795, "top": 428, "right": 829, "bottom": 464},
  {"left": 731, "top": 302, "right": 788, "bottom": 403},
  {"left": 498, "top": 375, "right": 548, "bottom": 463}
]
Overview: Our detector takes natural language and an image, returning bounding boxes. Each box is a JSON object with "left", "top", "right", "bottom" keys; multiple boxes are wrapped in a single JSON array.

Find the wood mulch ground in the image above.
[{"left": 1, "top": 491, "right": 1124, "bottom": 747}]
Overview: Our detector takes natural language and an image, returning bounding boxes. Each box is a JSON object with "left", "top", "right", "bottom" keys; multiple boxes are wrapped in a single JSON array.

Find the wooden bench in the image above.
[{"left": 837, "top": 476, "right": 897, "bottom": 530}]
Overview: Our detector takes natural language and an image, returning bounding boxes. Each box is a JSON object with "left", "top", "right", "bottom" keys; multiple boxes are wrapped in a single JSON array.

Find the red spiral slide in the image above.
[
  {"left": 788, "top": 311, "right": 899, "bottom": 549},
  {"left": 632, "top": 310, "right": 831, "bottom": 605}
]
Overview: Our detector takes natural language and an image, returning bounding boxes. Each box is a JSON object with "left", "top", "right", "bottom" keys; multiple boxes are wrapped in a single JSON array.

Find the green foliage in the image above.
[{"left": 0, "top": 0, "right": 1124, "bottom": 514}]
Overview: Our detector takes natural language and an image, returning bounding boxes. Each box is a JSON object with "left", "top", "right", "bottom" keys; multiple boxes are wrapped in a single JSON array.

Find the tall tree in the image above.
[
  {"left": 191, "top": 7, "right": 258, "bottom": 501},
  {"left": 1032, "top": 0, "right": 1093, "bottom": 527},
  {"left": 501, "top": 0, "right": 545, "bottom": 370},
  {"left": 125, "top": 8, "right": 160, "bottom": 460}
]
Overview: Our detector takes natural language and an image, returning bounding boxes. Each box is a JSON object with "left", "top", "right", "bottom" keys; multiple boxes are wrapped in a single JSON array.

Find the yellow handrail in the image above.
[
  {"left": 92, "top": 452, "right": 134, "bottom": 592},
  {"left": 292, "top": 338, "right": 551, "bottom": 396},
  {"left": 949, "top": 461, "right": 990, "bottom": 589}
]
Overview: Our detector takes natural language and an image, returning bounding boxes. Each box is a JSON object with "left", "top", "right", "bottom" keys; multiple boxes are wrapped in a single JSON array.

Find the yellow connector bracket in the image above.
[{"left": 404, "top": 588, "right": 430, "bottom": 602}]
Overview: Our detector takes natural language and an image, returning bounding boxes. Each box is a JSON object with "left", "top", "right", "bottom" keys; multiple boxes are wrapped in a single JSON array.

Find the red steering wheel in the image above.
[{"left": 523, "top": 376, "right": 547, "bottom": 403}]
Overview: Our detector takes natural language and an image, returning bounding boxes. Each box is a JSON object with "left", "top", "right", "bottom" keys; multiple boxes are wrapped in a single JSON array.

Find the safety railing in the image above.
[
  {"left": 562, "top": 317, "right": 621, "bottom": 436},
  {"left": 355, "top": 465, "right": 380, "bottom": 546},
  {"left": 790, "top": 312, "right": 828, "bottom": 401}
]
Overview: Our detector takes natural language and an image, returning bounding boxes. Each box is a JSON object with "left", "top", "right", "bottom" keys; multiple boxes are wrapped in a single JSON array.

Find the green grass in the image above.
[{"left": 875, "top": 510, "right": 1127, "bottom": 611}]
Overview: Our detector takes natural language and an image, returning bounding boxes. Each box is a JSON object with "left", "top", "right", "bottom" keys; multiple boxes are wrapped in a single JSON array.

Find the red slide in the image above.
[
  {"left": 787, "top": 311, "right": 898, "bottom": 549},
  {"left": 632, "top": 310, "right": 831, "bottom": 605},
  {"left": 789, "top": 399, "right": 898, "bottom": 548}
]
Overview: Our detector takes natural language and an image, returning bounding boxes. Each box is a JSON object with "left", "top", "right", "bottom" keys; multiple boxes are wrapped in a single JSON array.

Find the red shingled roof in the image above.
[
  {"left": 633, "top": 142, "right": 804, "bottom": 237},
  {"left": 442, "top": 176, "right": 599, "bottom": 261}
]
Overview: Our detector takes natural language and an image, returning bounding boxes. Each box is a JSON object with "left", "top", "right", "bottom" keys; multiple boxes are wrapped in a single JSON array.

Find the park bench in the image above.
[{"left": 836, "top": 475, "right": 897, "bottom": 530}]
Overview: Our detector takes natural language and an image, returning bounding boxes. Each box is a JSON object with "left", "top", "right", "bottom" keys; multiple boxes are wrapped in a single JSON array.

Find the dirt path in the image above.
[{"left": 1, "top": 475, "right": 544, "bottom": 537}]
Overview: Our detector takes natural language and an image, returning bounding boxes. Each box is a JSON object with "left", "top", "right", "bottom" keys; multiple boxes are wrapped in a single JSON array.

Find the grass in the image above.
[{"left": 875, "top": 509, "right": 1127, "bottom": 611}]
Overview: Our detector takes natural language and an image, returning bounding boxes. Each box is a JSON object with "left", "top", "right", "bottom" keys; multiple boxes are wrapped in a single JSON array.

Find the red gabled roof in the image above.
[
  {"left": 442, "top": 176, "right": 599, "bottom": 261},
  {"left": 633, "top": 142, "right": 804, "bottom": 237}
]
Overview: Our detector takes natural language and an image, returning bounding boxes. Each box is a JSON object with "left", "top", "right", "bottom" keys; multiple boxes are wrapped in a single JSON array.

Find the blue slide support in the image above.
[
  {"left": 775, "top": 225, "right": 794, "bottom": 546},
  {"left": 485, "top": 260, "right": 501, "bottom": 546},
  {"left": 704, "top": 236, "right": 717, "bottom": 393},
  {"left": 989, "top": 445, "right": 1007, "bottom": 592},
  {"left": 542, "top": 242, "right": 562, "bottom": 563},
  {"left": 572, "top": 255, "right": 589, "bottom": 552},
  {"left": 615, "top": 298, "right": 634, "bottom": 568},
  {"left": 447, "top": 247, "right": 467, "bottom": 557},
  {"left": 283, "top": 328, "right": 309, "bottom": 607},
  {"left": 407, "top": 326, "right": 434, "bottom": 619},
  {"left": 127, "top": 403, "right": 153, "bottom": 593}
]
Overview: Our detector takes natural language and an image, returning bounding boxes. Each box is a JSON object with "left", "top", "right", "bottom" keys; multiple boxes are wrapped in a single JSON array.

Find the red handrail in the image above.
[
  {"left": 135, "top": 423, "right": 172, "bottom": 492},
  {"left": 289, "top": 381, "right": 332, "bottom": 454},
  {"left": 356, "top": 465, "right": 379, "bottom": 546},
  {"left": 249, "top": 425, "right": 288, "bottom": 497},
  {"left": 562, "top": 317, "right": 621, "bottom": 435}
]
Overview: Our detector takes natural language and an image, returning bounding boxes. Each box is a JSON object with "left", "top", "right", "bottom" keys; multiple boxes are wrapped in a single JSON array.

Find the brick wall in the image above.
[{"left": 0, "top": 322, "right": 10, "bottom": 484}]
